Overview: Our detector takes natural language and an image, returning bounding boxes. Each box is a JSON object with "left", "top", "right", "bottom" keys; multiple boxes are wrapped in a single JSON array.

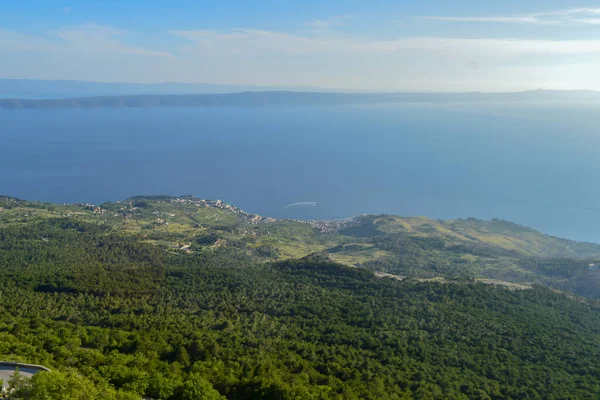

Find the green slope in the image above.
[
  {"left": 3, "top": 195, "right": 599, "bottom": 298},
  {"left": 3, "top": 195, "right": 600, "bottom": 398}
]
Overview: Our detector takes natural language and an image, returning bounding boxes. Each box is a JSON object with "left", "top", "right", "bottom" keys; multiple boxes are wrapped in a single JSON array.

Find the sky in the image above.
[{"left": 2, "top": 0, "right": 600, "bottom": 91}]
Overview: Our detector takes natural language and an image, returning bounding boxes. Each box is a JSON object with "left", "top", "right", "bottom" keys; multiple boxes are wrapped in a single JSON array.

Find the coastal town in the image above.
[
  {"left": 2, "top": 194, "right": 367, "bottom": 239},
  {"left": 100, "top": 195, "right": 365, "bottom": 232},
  {"left": 167, "top": 196, "right": 366, "bottom": 232}
]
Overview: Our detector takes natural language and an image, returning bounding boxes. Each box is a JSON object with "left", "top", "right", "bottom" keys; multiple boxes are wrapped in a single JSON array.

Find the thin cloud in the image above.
[
  {"left": 0, "top": 24, "right": 173, "bottom": 72},
  {"left": 310, "top": 20, "right": 328, "bottom": 28},
  {"left": 0, "top": 28, "right": 61, "bottom": 52},
  {"left": 64, "top": 6, "right": 72, "bottom": 13},
  {"left": 532, "top": 8, "right": 600, "bottom": 17},
  {"left": 170, "top": 29, "right": 600, "bottom": 56},
  {"left": 164, "top": 28, "right": 600, "bottom": 89},
  {"left": 422, "top": 7, "right": 600, "bottom": 25},
  {"left": 421, "top": 16, "right": 549, "bottom": 24},
  {"left": 5, "top": 23, "right": 600, "bottom": 90},
  {"left": 309, "top": 15, "right": 350, "bottom": 28},
  {"left": 55, "top": 24, "right": 173, "bottom": 57},
  {"left": 572, "top": 18, "right": 600, "bottom": 24}
]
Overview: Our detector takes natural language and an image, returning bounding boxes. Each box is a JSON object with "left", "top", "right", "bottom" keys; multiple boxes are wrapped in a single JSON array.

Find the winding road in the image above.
[{"left": 0, "top": 362, "right": 50, "bottom": 388}]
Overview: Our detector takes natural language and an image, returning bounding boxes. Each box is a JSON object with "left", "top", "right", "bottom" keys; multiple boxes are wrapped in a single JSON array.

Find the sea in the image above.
[{"left": 2, "top": 101, "right": 600, "bottom": 242}]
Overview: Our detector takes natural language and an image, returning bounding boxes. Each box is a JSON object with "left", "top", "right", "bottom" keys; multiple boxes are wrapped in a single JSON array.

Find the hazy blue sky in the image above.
[{"left": 3, "top": 1, "right": 600, "bottom": 91}]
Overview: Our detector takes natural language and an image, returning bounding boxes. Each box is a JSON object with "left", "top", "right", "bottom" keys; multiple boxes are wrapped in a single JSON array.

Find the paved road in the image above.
[{"left": 0, "top": 363, "right": 49, "bottom": 388}]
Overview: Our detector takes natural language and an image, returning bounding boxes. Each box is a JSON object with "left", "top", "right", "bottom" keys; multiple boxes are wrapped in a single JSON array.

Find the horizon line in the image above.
[{"left": 2, "top": 78, "right": 600, "bottom": 95}]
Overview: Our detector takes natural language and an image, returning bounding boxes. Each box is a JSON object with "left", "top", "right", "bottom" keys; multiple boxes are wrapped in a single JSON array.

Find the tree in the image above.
[
  {"left": 176, "top": 346, "right": 191, "bottom": 366},
  {"left": 178, "top": 373, "right": 224, "bottom": 400},
  {"left": 5, "top": 368, "right": 30, "bottom": 398},
  {"left": 21, "top": 371, "right": 99, "bottom": 400}
]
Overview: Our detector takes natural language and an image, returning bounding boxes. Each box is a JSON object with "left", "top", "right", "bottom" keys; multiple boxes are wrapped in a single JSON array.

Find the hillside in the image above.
[
  {"left": 2, "top": 195, "right": 600, "bottom": 298},
  {"left": 2, "top": 89, "right": 600, "bottom": 109},
  {"left": 3, "top": 195, "right": 600, "bottom": 398}
]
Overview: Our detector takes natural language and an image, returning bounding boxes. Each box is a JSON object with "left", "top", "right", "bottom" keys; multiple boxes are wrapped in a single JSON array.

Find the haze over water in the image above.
[{"left": 2, "top": 102, "right": 600, "bottom": 242}]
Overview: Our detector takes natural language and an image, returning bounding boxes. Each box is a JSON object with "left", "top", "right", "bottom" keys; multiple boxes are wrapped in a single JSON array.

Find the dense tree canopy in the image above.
[{"left": 1, "top": 217, "right": 600, "bottom": 399}]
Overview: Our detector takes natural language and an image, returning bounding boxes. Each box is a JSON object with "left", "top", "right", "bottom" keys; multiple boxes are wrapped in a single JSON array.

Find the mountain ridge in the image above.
[
  {"left": 6, "top": 78, "right": 598, "bottom": 98},
  {"left": 2, "top": 89, "right": 600, "bottom": 109}
]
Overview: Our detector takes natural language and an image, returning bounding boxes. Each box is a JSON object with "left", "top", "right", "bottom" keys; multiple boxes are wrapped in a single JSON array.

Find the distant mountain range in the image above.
[
  {"left": 2, "top": 89, "right": 600, "bottom": 109},
  {"left": 0, "top": 79, "right": 328, "bottom": 99}
]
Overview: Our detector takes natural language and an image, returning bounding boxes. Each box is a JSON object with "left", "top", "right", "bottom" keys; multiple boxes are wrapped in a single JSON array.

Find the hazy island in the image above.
[{"left": 2, "top": 89, "right": 600, "bottom": 109}]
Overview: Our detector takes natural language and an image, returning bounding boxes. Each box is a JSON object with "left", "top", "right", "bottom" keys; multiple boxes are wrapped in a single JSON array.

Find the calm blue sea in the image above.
[{"left": 2, "top": 102, "right": 600, "bottom": 242}]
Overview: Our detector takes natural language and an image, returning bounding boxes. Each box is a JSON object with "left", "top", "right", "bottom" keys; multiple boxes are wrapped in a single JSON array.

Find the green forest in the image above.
[{"left": 2, "top": 197, "right": 600, "bottom": 399}]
